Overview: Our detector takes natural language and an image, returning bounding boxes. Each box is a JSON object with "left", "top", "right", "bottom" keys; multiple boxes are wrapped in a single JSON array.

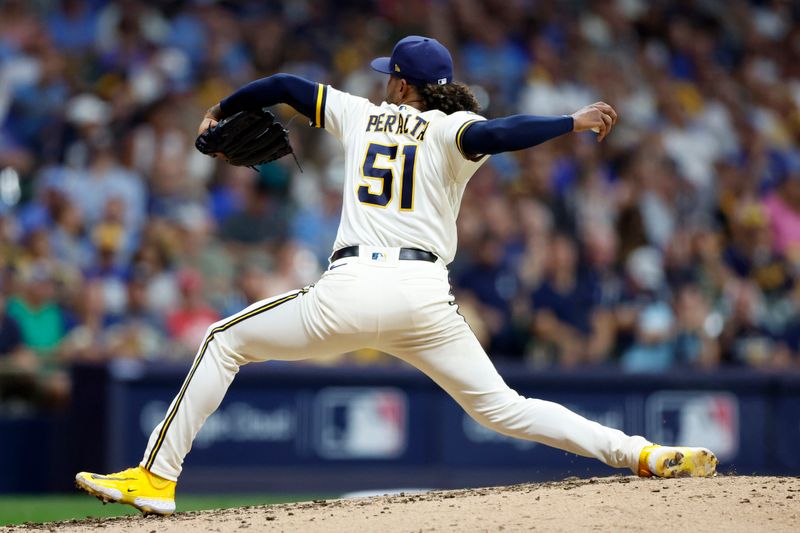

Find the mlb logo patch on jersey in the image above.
[{"left": 371, "top": 252, "right": 386, "bottom": 262}]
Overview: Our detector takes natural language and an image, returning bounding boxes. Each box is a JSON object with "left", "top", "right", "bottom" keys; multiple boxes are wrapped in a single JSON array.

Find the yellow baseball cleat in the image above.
[
  {"left": 75, "top": 466, "right": 176, "bottom": 515},
  {"left": 638, "top": 445, "right": 718, "bottom": 478}
]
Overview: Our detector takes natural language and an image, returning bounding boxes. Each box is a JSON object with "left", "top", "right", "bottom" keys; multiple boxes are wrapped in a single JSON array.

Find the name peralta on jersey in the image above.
[{"left": 312, "top": 84, "right": 488, "bottom": 264}]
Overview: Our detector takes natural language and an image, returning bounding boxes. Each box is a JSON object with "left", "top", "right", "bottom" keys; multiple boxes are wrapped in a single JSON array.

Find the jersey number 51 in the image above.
[{"left": 357, "top": 142, "right": 417, "bottom": 211}]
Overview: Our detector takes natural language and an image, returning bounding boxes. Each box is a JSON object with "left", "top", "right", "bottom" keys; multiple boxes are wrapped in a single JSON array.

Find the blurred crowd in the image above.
[{"left": 1, "top": 0, "right": 800, "bottom": 408}]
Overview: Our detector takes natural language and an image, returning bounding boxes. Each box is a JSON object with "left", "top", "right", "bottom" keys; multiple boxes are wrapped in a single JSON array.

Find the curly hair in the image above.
[{"left": 418, "top": 82, "right": 480, "bottom": 114}]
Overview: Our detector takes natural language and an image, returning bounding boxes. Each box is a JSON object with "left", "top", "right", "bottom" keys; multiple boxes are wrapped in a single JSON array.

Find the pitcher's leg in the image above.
[
  {"left": 141, "top": 287, "right": 362, "bottom": 480},
  {"left": 392, "top": 321, "right": 649, "bottom": 472}
]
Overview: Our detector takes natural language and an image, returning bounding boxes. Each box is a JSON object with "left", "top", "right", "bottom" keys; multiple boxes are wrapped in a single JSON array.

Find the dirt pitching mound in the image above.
[{"left": 4, "top": 476, "right": 798, "bottom": 532}]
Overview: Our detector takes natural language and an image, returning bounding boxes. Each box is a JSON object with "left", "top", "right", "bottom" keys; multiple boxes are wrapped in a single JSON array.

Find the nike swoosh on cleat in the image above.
[{"left": 127, "top": 488, "right": 137, "bottom": 492}]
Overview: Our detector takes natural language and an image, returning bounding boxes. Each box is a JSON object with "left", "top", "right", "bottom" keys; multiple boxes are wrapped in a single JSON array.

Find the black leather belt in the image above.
[{"left": 331, "top": 246, "right": 437, "bottom": 263}]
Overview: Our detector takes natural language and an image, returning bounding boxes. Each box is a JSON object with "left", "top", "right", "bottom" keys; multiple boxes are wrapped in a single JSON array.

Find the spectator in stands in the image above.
[
  {"left": 637, "top": 156, "right": 682, "bottom": 250},
  {"left": 763, "top": 155, "right": 800, "bottom": 261},
  {"left": 618, "top": 246, "right": 673, "bottom": 371},
  {"left": 68, "top": 137, "right": 146, "bottom": 242},
  {"left": 673, "top": 283, "right": 721, "bottom": 369},
  {"left": 104, "top": 270, "right": 166, "bottom": 360},
  {"left": 531, "top": 234, "right": 611, "bottom": 367},
  {"left": 0, "top": 290, "right": 38, "bottom": 406},
  {"left": 4, "top": 263, "right": 70, "bottom": 407},
  {"left": 2, "top": 21, "right": 69, "bottom": 159},
  {"left": 173, "top": 205, "right": 235, "bottom": 314},
  {"left": 220, "top": 172, "right": 290, "bottom": 250},
  {"left": 620, "top": 298, "right": 676, "bottom": 373},
  {"left": 58, "top": 279, "right": 116, "bottom": 363},
  {"left": 567, "top": 142, "right": 618, "bottom": 238},
  {"left": 457, "top": 232, "right": 524, "bottom": 358},
  {"left": 6, "top": 263, "right": 66, "bottom": 359},
  {"left": 49, "top": 199, "right": 93, "bottom": 272},
  {"left": 723, "top": 202, "right": 789, "bottom": 295},
  {"left": 84, "top": 223, "right": 128, "bottom": 317},
  {"left": 614, "top": 154, "right": 649, "bottom": 260},
  {"left": 130, "top": 233, "right": 179, "bottom": 318},
  {"left": 720, "top": 281, "right": 791, "bottom": 368},
  {"left": 514, "top": 197, "right": 553, "bottom": 291},
  {"left": 45, "top": 0, "right": 98, "bottom": 54},
  {"left": 457, "top": 17, "right": 527, "bottom": 112},
  {"left": 659, "top": 82, "right": 725, "bottom": 196},
  {"left": 262, "top": 241, "right": 320, "bottom": 297},
  {"left": 581, "top": 226, "right": 623, "bottom": 363},
  {"left": 166, "top": 268, "right": 219, "bottom": 359},
  {"left": 130, "top": 98, "right": 214, "bottom": 219},
  {"left": 291, "top": 181, "right": 343, "bottom": 268},
  {"left": 219, "top": 262, "right": 270, "bottom": 318},
  {"left": 514, "top": 146, "right": 575, "bottom": 235},
  {"left": 663, "top": 229, "right": 698, "bottom": 288},
  {"left": 60, "top": 93, "right": 113, "bottom": 170}
]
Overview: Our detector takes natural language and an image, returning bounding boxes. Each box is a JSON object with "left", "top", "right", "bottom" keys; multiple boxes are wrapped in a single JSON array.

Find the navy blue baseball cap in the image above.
[{"left": 370, "top": 35, "right": 453, "bottom": 86}]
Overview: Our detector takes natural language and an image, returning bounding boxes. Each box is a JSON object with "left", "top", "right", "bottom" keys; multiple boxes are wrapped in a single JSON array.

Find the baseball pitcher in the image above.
[{"left": 76, "top": 36, "right": 717, "bottom": 515}]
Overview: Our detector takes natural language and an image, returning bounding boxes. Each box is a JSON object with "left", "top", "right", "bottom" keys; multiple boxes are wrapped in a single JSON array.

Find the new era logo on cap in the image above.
[{"left": 370, "top": 35, "right": 453, "bottom": 86}]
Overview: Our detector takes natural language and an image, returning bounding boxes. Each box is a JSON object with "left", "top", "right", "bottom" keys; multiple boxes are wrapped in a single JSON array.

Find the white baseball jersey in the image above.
[{"left": 313, "top": 84, "right": 488, "bottom": 264}]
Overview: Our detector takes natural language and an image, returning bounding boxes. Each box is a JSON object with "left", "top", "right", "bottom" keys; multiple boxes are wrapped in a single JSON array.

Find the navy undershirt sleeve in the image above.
[
  {"left": 460, "top": 114, "right": 574, "bottom": 157},
  {"left": 219, "top": 74, "right": 318, "bottom": 120}
]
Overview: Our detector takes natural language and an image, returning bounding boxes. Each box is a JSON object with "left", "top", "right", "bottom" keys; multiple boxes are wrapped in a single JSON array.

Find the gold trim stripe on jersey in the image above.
[
  {"left": 314, "top": 84, "right": 328, "bottom": 129},
  {"left": 455, "top": 119, "right": 481, "bottom": 161},
  {"left": 144, "top": 288, "right": 310, "bottom": 471}
]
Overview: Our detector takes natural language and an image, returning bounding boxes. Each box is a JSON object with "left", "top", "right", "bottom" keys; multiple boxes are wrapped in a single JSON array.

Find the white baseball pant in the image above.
[{"left": 141, "top": 247, "right": 650, "bottom": 481}]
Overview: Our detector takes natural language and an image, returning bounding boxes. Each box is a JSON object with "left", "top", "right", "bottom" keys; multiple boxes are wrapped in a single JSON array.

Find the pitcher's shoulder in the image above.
[{"left": 448, "top": 109, "right": 487, "bottom": 121}]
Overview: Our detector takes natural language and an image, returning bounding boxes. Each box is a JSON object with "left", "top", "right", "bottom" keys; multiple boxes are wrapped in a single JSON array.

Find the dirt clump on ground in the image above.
[{"left": 3, "top": 475, "right": 798, "bottom": 532}]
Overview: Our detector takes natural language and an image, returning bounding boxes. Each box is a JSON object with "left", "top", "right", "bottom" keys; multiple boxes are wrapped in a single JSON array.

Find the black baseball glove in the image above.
[{"left": 195, "top": 108, "right": 294, "bottom": 168}]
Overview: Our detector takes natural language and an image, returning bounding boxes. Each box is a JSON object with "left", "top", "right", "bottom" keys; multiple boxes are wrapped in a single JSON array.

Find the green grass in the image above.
[{"left": 0, "top": 494, "right": 324, "bottom": 526}]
